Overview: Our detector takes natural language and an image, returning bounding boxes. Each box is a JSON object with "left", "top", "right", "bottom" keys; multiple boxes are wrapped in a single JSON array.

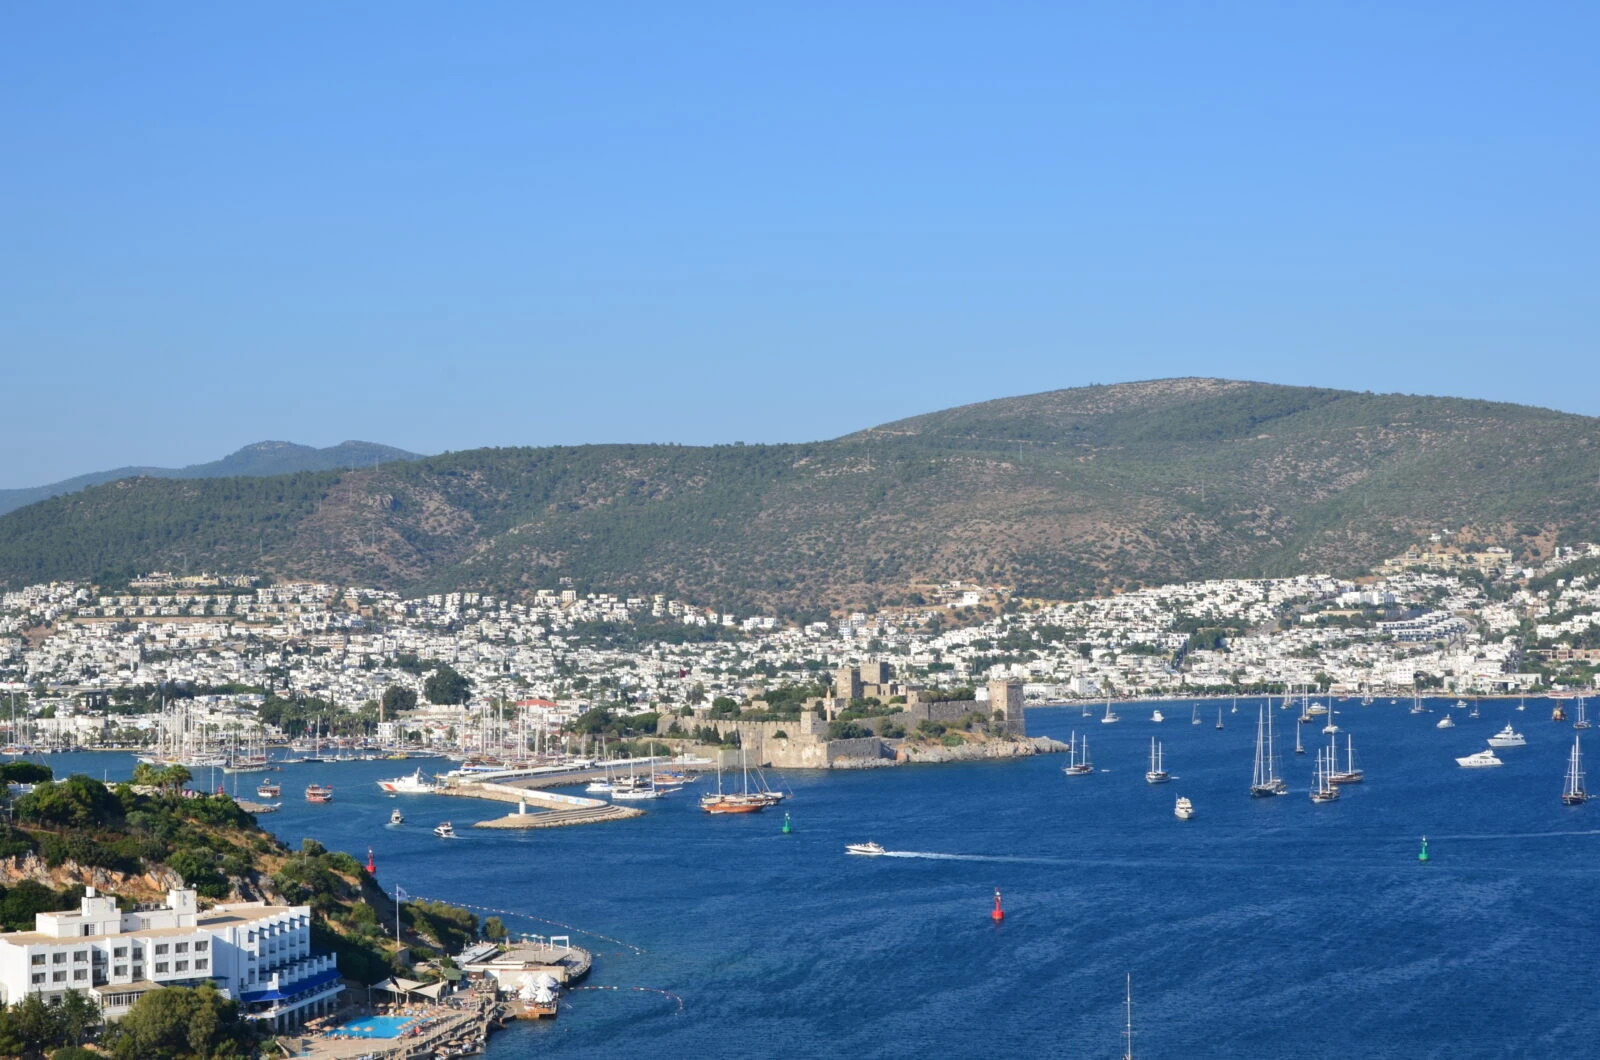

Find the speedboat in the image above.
[
  {"left": 1456, "top": 749, "right": 1503, "bottom": 768},
  {"left": 433, "top": 821, "right": 457, "bottom": 839},
  {"left": 1151, "top": 710, "right": 1165, "bottom": 723},
  {"left": 1487, "top": 724, "right": 1526, "bottom": 748},
  {"left": 845, "top": 842, "right": 886, "bottom": 856},
  {"left": 389, "top": 808, "right": 404, "bottom": 826},
  {"left": 1174, "top": 796, "right": 1195, "bottom": 821},
  {"left": 1436, "top": 716, "right": 1455, "bottom": 729}
]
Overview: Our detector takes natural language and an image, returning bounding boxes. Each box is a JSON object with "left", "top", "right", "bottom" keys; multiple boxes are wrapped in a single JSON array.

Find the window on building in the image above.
[
  {"left": 30, "top": 955, "right": 45, "bottom": 966},
  {"left": 133, "top": 966, "right": 143, "bottom": 979},
  {"left": 114, "top": 965, "right": 127, "bottom": 977},
  {"left": 175, "top": 961, "right": 188, "bottom": 972},
  {"left": 52, "top": 953, "right": 66, "bottom": 965},
  {"left": 195, "top": 940, "right": 208, "bottom": 952},
  {"left": 51, "top": 971, "right": 66, "bottom": 983},
  {"left": 73, "top": 970, "right": 86, "bottom": 981},
  {"left": 30, "top": 973, "right": 44, "bottom": 984},
  {"left": 195, "top": 959, "right": 208, "bottom": 971},
  {"left": 154, "top": 944, "right": 169, "bottom": 955},
  {"left": 175, "top": 942, "right": 188, "bottom": 953},
  {"left": 155, "top": 962, "right": 168, "bottom": 974},
  {"left": 132, "top": 947, "right": 143, "bottom": 960},
  {"left": 73, "top": 951, "right": 87, "bottom": 962},
  {"left": 82, "top": 925, "right": 93, "bottom": 937},
  {"left": 114, "top": 947, "right": 127, "bottom": 958}
]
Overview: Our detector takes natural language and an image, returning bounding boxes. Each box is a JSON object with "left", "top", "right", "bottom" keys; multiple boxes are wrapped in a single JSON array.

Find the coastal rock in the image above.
[
  {"left": 0, "top": 852, "right": 184, "bottom": 898},
  {"left": 897, "top": 735, "right": 1068, "bottom": 765}
]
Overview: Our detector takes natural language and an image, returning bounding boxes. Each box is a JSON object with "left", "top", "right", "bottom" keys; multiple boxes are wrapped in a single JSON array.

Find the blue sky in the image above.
[{"left": 2, "top": 2, "right": 1597, "bottom": 486}]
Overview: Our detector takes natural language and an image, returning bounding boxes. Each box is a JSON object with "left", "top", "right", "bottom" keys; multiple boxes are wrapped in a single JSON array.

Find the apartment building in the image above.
[{"left": 0, "top": 887, "right": 342, "bottom": 1030}]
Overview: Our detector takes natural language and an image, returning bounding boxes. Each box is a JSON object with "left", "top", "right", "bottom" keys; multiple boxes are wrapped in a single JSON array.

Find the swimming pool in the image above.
[{"left": 330, "top": 1015, "right": 413, "bottom": 1039}]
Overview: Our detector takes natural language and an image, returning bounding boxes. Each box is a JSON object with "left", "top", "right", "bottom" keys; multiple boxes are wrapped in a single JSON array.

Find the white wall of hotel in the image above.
[{"left": 0, "top": 887, "right": 343, "bottom": 1030}]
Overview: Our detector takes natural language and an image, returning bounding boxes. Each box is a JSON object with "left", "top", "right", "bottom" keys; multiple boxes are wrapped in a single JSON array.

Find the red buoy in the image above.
[
  {"left": 991, "top": 887, "right": 1005, "bottom": 922},
  {"left": 366, "top": 847, "right": 377, "bottom": 876}
]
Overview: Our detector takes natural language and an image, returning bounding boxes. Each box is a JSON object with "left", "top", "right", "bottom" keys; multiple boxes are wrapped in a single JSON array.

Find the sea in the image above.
[{"left": 35, "top": 696, "right": 1600, "bottom": 1058}]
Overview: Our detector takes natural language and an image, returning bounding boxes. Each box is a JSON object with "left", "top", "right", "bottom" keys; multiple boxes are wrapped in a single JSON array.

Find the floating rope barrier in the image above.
[
  {"left": 568, "top": 985, "right": 684, "bottom": 1014},
  {"left": 401, "top": 894, "right": 646, "bottom": 954}
]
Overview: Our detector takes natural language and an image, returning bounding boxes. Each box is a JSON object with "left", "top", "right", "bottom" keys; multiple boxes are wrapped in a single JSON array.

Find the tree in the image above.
[
  {"left": 381, "top": 685, "right": 417, "bottom": 715},
  {"left": 58, "top": 988, "right": 101, "bottom": 1047},
  {"left": 483, "top": 916, "right": 508, "bottom": 941},
  {"left": 10, "top": 993, "right": 63, "bottom": 1053},
  {"left": 104, "top": 983, "right": 250, "bottom": 1060},
  {"left": 423, "top": 665, "right": 471, "bottom": 706},
  {"left": 0, "top": 761, "right": 52, "bottom": 784}
]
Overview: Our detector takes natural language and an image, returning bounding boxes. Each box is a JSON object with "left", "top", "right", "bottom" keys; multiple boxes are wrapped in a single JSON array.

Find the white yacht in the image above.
[
  {"left": 1456, "top": 749, "right": 1503, "bottom": 768},
  {"left": 1062, "top": 732, "right": 1094, "bottom": 776},
  {"left": 1174, "top": 796, "right": 1195, "bottom": 821},
  {"left": 846, "top": 841, "right": 886, "bottom": 856},
  {"left": 1151, "top": 709, "right": 1165, "bottom": 723},
  {"left": 1435, "top": 715, "right": 1455, "bottom": 729},
  {"left": 1101, "top": 699, "right": 1121, "bottom": 725},
  {"left": 1487, "top": 724, "right": 1526, "bottom": 748},
  {"left": 1145, "top": 738, "right": 1170, "bottom": 784},
  {"left": 433, "top": 821, "right": 458, "bottom": 838},
  {"left": 388, "top": 808, "right": 404, "bottom": 826}
]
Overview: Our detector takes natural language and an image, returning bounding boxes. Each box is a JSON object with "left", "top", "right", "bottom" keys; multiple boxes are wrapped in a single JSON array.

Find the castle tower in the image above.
[
  {"left": 835, "top": 665, "right": 862, "bottom": 702},
  {"left": 987, "top": 679, "right": 1026, "bottom": 735}
]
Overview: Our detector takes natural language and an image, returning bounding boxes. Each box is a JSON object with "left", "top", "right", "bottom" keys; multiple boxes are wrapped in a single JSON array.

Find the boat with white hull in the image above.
[{"left": 1457, "top": 749, "right": 1503, "bottom": 768}]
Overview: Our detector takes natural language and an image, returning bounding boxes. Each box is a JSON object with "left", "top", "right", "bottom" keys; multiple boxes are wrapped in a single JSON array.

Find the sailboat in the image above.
[
  {"left": 1294, "top": 719, "right": 1305, "bottom": 755},
  {"left": 1249, "top": 706, "right": 1287, "bottom": 796},
  {"left": 1062, "top": 732, "right": 1094, "bottom": 776},
  {"left": 1563, "top": 735, "right": 1588, "bottom": 805},
  {"left": 1121, "top": 974, "right": 1135, "bottom": 1060},
  {"left": 1215, "top": 707, "right": 1223, "bottom": 730},
  {"left": 1101, "top": 697, "right": 1120, "bottom": 724},
  {"left": 700, "top": 748, "right": 768, "bottom": 814},
  {"left": 1322, "top": 709, "right": 1339, "bottom": 735},
  {"left": 1329, "top": 733, "right": 1364, "bottom": 784},
  {"left": 1576, "top": 698, "right": 1591, "bottom": 731},
  {"left": 1191, "top": 705, "right": 1201, "bottom": 725},
  {"left": 1310, "top": 743, "right": 1340, "bottom": 803},
  {"left": 1144, "top": 738, "right": 1170, "bottom": 784}
]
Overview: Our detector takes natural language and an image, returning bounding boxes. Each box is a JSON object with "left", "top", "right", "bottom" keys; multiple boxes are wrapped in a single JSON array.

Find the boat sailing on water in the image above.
[
  {"left": 1294, "top": 719, "right": 1305, "bottom": 755},
  {"left": 1310, "top": 742, "right": 1340, "bottom": 803},
  {"left": 1457, "top": 749, "right": 1503, "bottom": 768},
  {"left": 1144, "top": 739, "right": 1170, "bottom": 784},
  {"left": 1249, "top": 706, "right": 1288, "bottom": 796},
  {"left": 1173, "top": 796, "right": 1195, "bottom": 820},
  {"left": 389, "top": 808, "right": 404, "bottom": 825},
  {"left": 700, "top": 748, "right": 771, "bottom": 814},
  {"left": 304, "top": 784, "right": 333, "bottom": 803},
  {"left": 255, "top": 781, "right": 280, "bottom": 799},
  {"left": 1487, "top": 724, "right": 1526, "bottom": 748},
  {"left": 1563, "top": 735, "right": 1588, "bottom": 805},
  {"left": 433, "top": 821, "right": 456, "bottom": 838},
  {"left": 1576, "top": 698, "right": 1591, "bottom": 731},
  {"left": 1329, "top": 734, "right": 1364, "bottom": 784},
  {"left": 1215, "top": 707, "right": 1223, "bottom": 730},
  {"left": 1101, "top": 697, "right": 1120, "bottom": 725},
  {"left": 1062, "top": 732, "right": 1094, "bottom": 776},
  {"left": 846, "top": 841, "right": 886, "bottom": 856},
  {"left": 1191, "top": 705, "right": 1201, "bottom": 725}
]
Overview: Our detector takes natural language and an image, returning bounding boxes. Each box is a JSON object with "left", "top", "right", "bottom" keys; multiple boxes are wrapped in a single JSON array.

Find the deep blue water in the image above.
[{"left": 42, "top": 697, "right": 1600, "bottom": 1057}]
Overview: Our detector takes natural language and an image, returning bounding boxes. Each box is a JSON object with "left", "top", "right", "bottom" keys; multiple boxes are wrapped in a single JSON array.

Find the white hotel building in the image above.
[{"left": 0, "top": 887, "right": 343, "bottom": 1030}]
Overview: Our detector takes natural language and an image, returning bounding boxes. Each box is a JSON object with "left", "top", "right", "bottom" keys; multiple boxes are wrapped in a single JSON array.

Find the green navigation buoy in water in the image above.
[
  {"left": 782, "top": 812, "right": 792, "bottom": 834},
  {"left": 1418, "top": 836, "right": 1429, "bottom": 862}
]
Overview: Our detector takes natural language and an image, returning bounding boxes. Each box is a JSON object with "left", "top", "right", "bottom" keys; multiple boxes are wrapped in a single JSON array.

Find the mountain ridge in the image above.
[
  {"left": 0, "top": 440, "right": 422, "bottom": 516},
  {"left": 1, "top": 379, "right": 1596, "bottom": 611}
]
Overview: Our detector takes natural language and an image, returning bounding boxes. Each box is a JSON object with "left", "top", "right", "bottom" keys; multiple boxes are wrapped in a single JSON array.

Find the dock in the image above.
[{"left": 441, "top": 779, "right": 645, "bottom": 828}]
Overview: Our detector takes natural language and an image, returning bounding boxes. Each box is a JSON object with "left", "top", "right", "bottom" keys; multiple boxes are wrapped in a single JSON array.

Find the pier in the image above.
[{"left": 440, "top": 779, "right": 646, "bottom": 828}]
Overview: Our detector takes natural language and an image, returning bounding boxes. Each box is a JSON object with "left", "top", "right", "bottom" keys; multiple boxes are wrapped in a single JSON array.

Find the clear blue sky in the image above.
[{"left": 2, "top": 2, "right": 1597, "bottom": 487}]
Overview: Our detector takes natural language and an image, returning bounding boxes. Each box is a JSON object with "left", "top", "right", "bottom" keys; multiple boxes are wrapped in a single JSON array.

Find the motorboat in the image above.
[
  {"left": 1456, "top": 749, "right": 1503, "bottom": 768},
  {"left": 1174, "top": 796, "right": 1195, "bottom": 821},
  {"left": 304, "top": 784, "right": 333, "bottom": 803},
  {"left": 846, "top": 842, "right": 886, "bottom": 856},
  {"left": 1151, "top": 710, "right": 1165, "bottom": 724},
  {"left": 1487, "top": 724, "right": 1526, "bottom": 748},
  {"left": 1436, "top": 716, "right": 1455, "bottom": 729},
  {"left": 433, "top": 821, "right": 457, "bottom": 838},
  {"left": 376, "top": 769, "right": 437, "bottom": 794},
  {"left": 255, "top": 782, "right": 281, "bottom": 799},
  {"left": 389, "top": 808, "right": 404, "bottom": 825}
]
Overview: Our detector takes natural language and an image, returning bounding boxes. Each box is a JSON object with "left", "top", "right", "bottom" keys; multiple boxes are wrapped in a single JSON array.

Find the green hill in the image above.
[{"left": 1, "top": 379, "right": 1597, "bottom": 611}]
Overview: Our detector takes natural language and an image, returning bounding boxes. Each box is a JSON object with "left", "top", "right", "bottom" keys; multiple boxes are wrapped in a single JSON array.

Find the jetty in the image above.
[{"left": 440, "top": 780, "right": 644, "bottom": 829}]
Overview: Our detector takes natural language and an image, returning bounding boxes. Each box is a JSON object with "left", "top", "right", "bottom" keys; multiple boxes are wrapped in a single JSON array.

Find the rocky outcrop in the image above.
[
  {"left": 896, "top": 735, "right": 1068, "bottom": 765},
  {"left": 0, "top": 852, "right": 184, "bottom": 899}
]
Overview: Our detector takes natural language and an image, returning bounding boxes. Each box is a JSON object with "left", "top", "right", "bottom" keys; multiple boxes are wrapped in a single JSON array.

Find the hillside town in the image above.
[{"left": 2, "top": 542, "right": 1598, "bottom": 753}]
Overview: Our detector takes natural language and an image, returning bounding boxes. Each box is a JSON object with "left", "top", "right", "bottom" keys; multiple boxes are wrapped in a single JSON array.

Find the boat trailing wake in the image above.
[
  {"left": 880, "top": 851, "right": 1070, "bottom": 865},
  {"left": 1430, "top": 830, "right": 1600, "bottom": 842}
]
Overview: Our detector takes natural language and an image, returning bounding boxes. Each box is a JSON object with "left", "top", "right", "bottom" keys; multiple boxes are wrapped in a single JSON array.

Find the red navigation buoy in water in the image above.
[
  {"left": 366, "top": 847, "right": 377, "bottom": 876},
  {"left": 991, "top": 887, "right": 1005, "bottom": 922}
]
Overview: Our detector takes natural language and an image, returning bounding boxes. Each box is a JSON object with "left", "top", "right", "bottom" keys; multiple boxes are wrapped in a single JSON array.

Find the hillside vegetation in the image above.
[{"left": 2, "top": 379, "right": 1598, "bottom": 611}]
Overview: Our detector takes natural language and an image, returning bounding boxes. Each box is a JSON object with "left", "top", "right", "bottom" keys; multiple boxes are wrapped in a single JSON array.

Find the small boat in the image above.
[
  {"left": 1409, "top": 696, "right": 1427, "bottom": 715},
  {"left": 1436, "top": 715, "right": 1455, "bottom": 729},
  {"left": 1249, "top": 706, "right": 1288, "bottom": 797},
  {"left": 1487, "top": 724, "right": 1526, "bottom": 748},
  {"left": 1144, "top": 738, "right": 1170, "bottom": 785},
  {"left": 1576, "top": 699, "right": 1591, "bottom": 731},
  {"left": 1454, "top": 699, "right": 1469, "bottom": 710},
  {"left": 1563, "top": 735, "right": 1588, "bottom": 805},
  {"left": 304, "top": 784, "right": 333, "bottom": 803},
  {"left": 1329, "top": 734, "right": 1364, "bottom": 784},
  {"left": 1215, "top": 707, "right": 1223, "bottom": 730},
  {"left": 1062, "top": 732, "right": 1094, "bottom": 776},
  {"left": 1552, "top": 699, "right": 1566, "bottom": 721},
  {"left": 1469, "top": 704, "right": 1481, "bottom": 719},
  {"left": 1101, "top": 698, "right": 1120, "bottom": 725},
  {"left": 256, "top": 782, "right": 281, "bottom": 799},
  {"left": 1294, "top": 721, "right": 1305, "bottom": 756},
  {"left": 1191, "top": 705, "right": 1201, "bottom": 726},
  {"left": 1322, "top": 713, "right": 1339, "bottom": 735},
  {"left": 1456, "top": 749, "right": 1504, "bottom": 768},
  {"left": 1151, "top": 710, "right": 1165, "bottom": 724},
  {"left": 1174, "top": 796, "right": 1195, "bottom": 820},
  {"left": 846, "top": 841, "right": 886, "bottom": 856},
  {"left": 1306, "top": 702, "right": 1329, "bottom": 717},
  {"left": 389, "top": 808, "right": 404, "bottom": 825},
  {"left": 1310, "top": 745, "right": 1340, "bottom": 803},
  {"left": 433, "top": 822, "right": 457, "bottom": 838}
]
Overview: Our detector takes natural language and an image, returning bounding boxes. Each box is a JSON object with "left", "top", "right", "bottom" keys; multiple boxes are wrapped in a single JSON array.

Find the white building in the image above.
[{"left": 0, "top": 887, "right": 342, "bottom": 1030}]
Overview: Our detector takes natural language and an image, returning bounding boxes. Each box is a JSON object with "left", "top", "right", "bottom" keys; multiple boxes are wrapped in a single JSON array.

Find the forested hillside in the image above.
[{"left": 2, "top": 379, "right": 1597, "bottom": 612}]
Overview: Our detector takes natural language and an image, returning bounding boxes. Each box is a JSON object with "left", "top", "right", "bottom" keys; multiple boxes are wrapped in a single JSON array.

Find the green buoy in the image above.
[
  {"left": 1418, "top": 836, "right": 1429, "bottom": 862},
  {"left": 781, "top": 812, "right": 792, "bottom": 834}
]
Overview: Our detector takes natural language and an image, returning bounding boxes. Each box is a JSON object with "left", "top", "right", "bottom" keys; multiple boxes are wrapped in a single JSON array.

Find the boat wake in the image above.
[
  {"left": 1431, "top": 830, "right": 1600, "bottom": 842},
  {"left": 880, "top": 851, "right": 1070, "bottom": 865}
]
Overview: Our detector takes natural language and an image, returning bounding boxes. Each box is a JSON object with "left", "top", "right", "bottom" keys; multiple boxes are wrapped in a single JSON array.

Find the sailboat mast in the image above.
[{"left": 1122, "top": 973, "right": 1134, "bottom": 1060}]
